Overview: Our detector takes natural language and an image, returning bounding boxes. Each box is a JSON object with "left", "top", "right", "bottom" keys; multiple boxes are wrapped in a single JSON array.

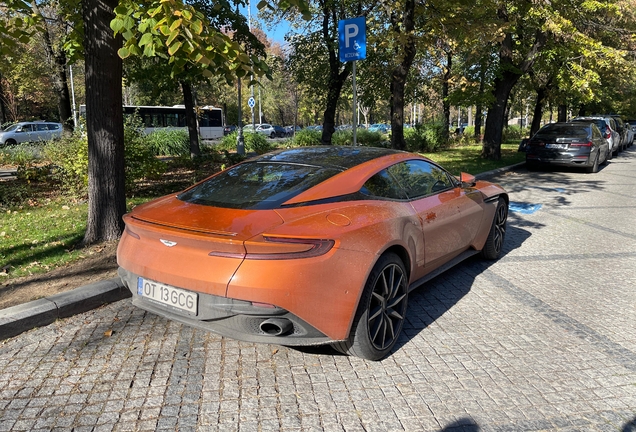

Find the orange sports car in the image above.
[{"left": 117, "top": 146, "right": 508, "bottom": 360}]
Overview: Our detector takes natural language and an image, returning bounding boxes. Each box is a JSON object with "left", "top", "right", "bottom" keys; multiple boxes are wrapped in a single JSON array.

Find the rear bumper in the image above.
[
  {"left": 526, "top": 153, "right": 595, "bottom": 167},
  {"left": 118, "top": 267, "right": 334, "bottom": 346}
]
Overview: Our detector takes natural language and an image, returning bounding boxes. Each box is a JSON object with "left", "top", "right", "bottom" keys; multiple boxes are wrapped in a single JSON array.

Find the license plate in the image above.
[
  {"left": 546, "top": 143, "right": 568, "bottom": 149},
  {"left": 137, "top": 277, "right": 198, "bottom": 315}
]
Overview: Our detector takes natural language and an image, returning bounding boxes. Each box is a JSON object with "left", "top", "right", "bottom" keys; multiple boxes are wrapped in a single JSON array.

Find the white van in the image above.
[{"left": 0, "top": 121, "right": 63, "bottom": 146}]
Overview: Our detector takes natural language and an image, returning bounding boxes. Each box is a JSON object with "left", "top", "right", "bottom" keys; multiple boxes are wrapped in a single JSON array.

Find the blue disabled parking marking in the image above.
[
  {"left": 553, "top": 188, "right": 566, "bottom": 193},
  {"left": 509, "top": 202, "right": 543, "bottom": 214}
]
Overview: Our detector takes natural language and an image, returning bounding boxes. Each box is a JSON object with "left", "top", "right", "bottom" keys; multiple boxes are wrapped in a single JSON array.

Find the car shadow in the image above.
[
  {"left": 292, "top": 219, "right": 534, "bottom": 360},
  {"left": 391, "top": 220, "right": 532, "bottom": 356}
]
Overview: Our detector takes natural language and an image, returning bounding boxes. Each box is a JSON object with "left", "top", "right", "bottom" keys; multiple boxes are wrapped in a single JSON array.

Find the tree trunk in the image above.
[
  {"left": 441, "top": 50, "right": 452, "bottom": 144},
  {"left": 389, "top": 0, "right": 417, "bottom": 151},
  {"left": 558, "top": 104, "right": 567, "bottom": 122},
  {"left": 530, "top": 86, "right": 548, "bottom": 137},
  {"left": 181, "top": 81, "right": 200, "bottom": 158},
  {"left": 36, "top": 4, "right": 74, "bottom": 134},
  {"left": 474, "top": 63, "right": 486, "bottom": 140},
  {"left": 0, "top": 72, "right": 6, "bottom": 125},
  {"left": 320, "top": 8, "right": 351, "bottom": 145},
  {"left": 53, "top": 51, "right": 74, "bottom": 134},
  {"left": 82, "top": 0, "right": 126, "bottom": 244},
  {"left": 482, "top": 71, "right": 518, "bottom": 160}
]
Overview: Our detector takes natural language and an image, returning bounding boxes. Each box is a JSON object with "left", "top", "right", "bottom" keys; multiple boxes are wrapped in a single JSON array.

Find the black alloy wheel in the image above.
[
  {"left": 481, "top": 198, "right": 508, "bottom": 260},
  {"left": 332, "top": 253, "right": 408, "bottom": 361}
]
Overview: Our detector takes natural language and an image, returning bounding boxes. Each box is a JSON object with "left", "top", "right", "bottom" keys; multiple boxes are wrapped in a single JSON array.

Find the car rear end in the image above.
[{"left": 526, "top": 123, "right": 598, "bottom": 169}]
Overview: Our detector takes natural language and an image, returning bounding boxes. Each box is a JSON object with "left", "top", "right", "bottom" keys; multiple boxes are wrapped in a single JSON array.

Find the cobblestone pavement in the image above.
[{"left": 1, "top": 149, "right": 635, "bottom": 432}]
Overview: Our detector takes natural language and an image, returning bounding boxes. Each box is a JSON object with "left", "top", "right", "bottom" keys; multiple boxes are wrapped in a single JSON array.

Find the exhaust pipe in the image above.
[{"left": 259, "top": 318, "right": 293, "bottom": 336}]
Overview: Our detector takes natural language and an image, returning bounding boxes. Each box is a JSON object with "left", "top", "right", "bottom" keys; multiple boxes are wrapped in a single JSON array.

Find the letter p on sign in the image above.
[
  {"left": 338, "top": 17, "right": 366, "bottom": 62},
  {"left": 344, "top": 24, "right": 358, "bottom": 48}
]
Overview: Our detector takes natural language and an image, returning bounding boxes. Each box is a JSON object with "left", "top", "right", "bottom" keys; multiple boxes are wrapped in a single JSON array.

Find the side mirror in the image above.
[
  {"left": 459, "top": 172, "right": 476, "bottom": 187},
  {"left": 518, "top": 138, "right": 529, "bottom": 152}
]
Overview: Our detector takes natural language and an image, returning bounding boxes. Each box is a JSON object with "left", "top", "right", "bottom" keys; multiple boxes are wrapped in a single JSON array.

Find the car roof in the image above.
[{"left": 255, "top": 146, "right": 404, "bottom": 171}]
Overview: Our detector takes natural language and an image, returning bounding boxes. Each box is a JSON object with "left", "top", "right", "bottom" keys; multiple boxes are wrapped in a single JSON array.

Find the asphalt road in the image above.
[{"left": 1, "top": 149, "right": 635, "bottom": 431}]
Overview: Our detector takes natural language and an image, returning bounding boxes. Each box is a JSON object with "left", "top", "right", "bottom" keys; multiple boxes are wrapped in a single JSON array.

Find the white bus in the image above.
[
  {"left": 122, "top": 105, "right": 224, "bottom": 139},
  {"left": 80, "top": 105, "right": 225, "bottom": 139}
]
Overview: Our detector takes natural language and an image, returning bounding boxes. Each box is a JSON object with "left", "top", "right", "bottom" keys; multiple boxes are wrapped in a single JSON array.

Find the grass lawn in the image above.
[{"left": 0, "top": 142, "right": 524, "bottom": 280}]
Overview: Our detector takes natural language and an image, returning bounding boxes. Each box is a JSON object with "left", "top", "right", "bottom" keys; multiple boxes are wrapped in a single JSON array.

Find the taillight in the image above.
[
  {"left": 245, "top": 236, "right": 335, "bottom": 260},
  {"left": 208, "top": 236, "right": 335, "bottom": 260},
  {"left": 570, "top": 141, "right": 593, "bottom": 147},
  {"left": 604, "top": 127, "right": 611, "bottom": 139}
]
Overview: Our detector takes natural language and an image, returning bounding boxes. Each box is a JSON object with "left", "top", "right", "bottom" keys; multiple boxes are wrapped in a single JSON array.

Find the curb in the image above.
[
  {"left": 474, "top": 161, "right": 526, "bottom": 180},
  {"left": 0, "top": 277, "right": 131, "bottom": 341}
]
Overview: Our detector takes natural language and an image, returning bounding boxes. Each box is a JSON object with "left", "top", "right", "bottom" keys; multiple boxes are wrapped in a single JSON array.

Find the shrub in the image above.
[
  {"left": 405, "top": 121, "right": 449, "bottom": 152},
  {"left": 43, "top": 120, "right": 167, "bottom": 197},
  {"left": 356, "top": 129, "right": 388, "bottom": 147},
  {"left": 290, "top": 129, "right": 322, "bottom": 146},
  {"left": 44, "top": 134, "right": 89, "bottom": 195},
  {"left": 502, "top": 125, "right": 529, "bottom": 141},
  {"left": 218, "top": 131, "right": 274, "bottom": 154},
  {"left": 145, "top": 129, "right": 190, "bottom": 156},
  {"left": 0, "top": 144, "right": 44, "bottom": 166}
]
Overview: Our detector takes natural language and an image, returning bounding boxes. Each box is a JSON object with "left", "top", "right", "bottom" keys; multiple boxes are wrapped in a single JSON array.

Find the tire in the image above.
[
  {"left": 481, "top": 198, "right": 508, "bottom": 260},
  {"left": 332, "top": 253, "right": 408, "bottom": 361},
  {"left": 601, "top": 147, "right": 609, "bottom": 165},
  {"left": 526, "top": 160, "right": 539, "bottom": 171},
  {"left": 5, "top": 139, "right": 17, "bottom": 146},
  {"left": 586, "top": 153, "right": 599, "bottom": 173},
  {"left": 270, "top": 132, "right": 275, "bottom": 139}
]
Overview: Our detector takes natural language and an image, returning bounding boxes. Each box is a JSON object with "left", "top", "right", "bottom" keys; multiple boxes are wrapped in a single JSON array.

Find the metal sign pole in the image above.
[{"left": 352, "top": 61, "right": 357, "bottom": 146}]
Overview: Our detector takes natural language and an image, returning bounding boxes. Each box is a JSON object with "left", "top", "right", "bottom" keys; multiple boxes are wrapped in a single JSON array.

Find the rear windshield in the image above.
[
  {"left": 535, "top": 125, "right": 589, "bottom": 138},
  {"left": 178, "top": 162, "right": 341, "bottom": 209}
]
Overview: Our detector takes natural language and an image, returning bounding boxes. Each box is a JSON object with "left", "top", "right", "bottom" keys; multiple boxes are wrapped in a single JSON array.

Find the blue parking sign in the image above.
[{"left": 338, "top": 17, "right": 366, "bottom": 62}]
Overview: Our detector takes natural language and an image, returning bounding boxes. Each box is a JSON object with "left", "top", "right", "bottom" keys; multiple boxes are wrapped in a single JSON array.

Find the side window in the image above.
[
  {"left": 36, "top": 124, "right": 48, "bottom": 131},
  {"left": 361, "top": 170, "right": 407, "bottom": 200},
  {"left": 387, "top": 160, "right": 455, "bottom": 199},
  {"left": 21, "top": 124, "right": 34, "bottom": 132},
  {"left": 47, "top": 124, "right": 60, "bottom": 130}
]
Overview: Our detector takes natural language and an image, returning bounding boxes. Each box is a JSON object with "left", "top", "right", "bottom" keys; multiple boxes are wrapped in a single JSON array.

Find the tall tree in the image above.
[{"left": 82, "top": 0, "right": 126, "bottom": 244}]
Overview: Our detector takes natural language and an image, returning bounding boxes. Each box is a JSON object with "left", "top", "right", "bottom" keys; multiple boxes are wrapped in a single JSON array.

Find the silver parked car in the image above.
[
  {"left": 571, "top": 116, "right": 619, "bottom": 158},
  {"left": 0, "top": 121, "right": 63, "bottom": 146}
]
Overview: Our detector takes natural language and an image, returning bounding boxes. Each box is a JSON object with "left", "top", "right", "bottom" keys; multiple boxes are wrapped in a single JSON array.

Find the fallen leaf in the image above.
[
  {"left": 104, "top": 329, "right": 113, "bottom": 337},
  {"left": 272, "top": 348, "right": 279, "bottom": 355}
]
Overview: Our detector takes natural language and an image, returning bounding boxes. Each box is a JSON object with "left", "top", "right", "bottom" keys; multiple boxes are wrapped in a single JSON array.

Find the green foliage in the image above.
[
  {"left": 145, "top": 129, "right": 190, "bottom": 156},
  {"left": 42, "top": 120, "right": 168, "bottom": 197},
  {"left": 218, "top": 131, "right": 274, "bottom": 154},
  {"left": 405, "top": 122, "right": 449, "bottom": 153},
  {"left": 0, "top": 182, "right": 31, "bottom": 209},
  {"left": 122, "top": 118, "right": 167, "bottom": 189},
  {"left": 44, "top": 134, "right": 89, "bottom": 195},
  {"left": 331, "top": 129, "right": 388, "bottom": 147},
  {"left": 0, "top": 144, "right": 44, "bottom": 166},
  {"left": 290, "top": 129, "right": 322, "bottom": 146},
  {"left": 502, "top": 125, "right": 529, "bottom": 141}
]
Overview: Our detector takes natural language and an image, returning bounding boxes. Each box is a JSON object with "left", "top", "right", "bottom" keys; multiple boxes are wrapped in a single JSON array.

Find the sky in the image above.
[{"left": 239, "top": 1, "right": 292, "bottom": 45}]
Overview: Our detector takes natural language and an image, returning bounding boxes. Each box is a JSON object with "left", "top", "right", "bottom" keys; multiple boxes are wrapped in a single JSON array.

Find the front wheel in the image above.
[
  {"left": 481, "top": 198, "right": 508, "bottom": 260},
  {"left": 332, "top": 253, "right": 408, "bottom": 361}
]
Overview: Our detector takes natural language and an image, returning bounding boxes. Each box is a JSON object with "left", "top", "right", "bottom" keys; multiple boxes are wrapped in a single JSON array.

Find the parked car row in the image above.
[
  {"left": 0, "top": 121, "right": 63, "bottom": 146},
  {"left": 523, "top": 115, "right": 634, "bottom": 173},
  {"left": 224, "top": 124, "right": 299, "bottom": 138}
]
